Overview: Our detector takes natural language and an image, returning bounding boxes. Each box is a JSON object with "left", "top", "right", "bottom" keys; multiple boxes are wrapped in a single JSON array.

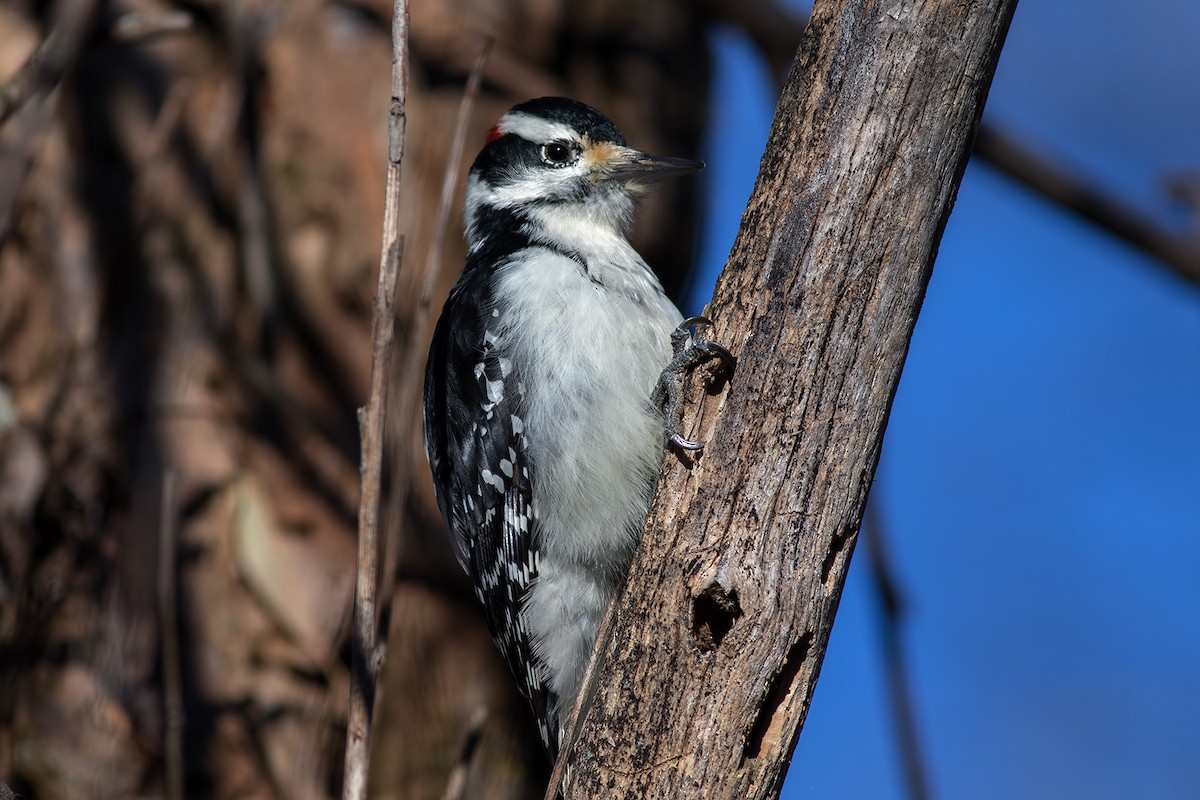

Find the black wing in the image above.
[{"left": 423, "top": 269, "right": 558, "bottom": 755}]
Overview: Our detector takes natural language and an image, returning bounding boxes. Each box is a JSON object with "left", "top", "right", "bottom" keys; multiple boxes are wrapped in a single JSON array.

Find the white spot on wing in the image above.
[{"left": 481, "top": 469, "right": 506, "bottom": 493}]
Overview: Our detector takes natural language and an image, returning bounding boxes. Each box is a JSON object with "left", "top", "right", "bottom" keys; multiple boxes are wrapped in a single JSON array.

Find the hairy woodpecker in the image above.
[{"left": 423, "top": 97, "right": 730, "bottom": 756}]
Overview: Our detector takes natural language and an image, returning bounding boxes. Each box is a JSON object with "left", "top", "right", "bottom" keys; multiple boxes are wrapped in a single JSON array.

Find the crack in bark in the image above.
[{"left": 741, "top": 632, "right": 812, "bottom": 764}]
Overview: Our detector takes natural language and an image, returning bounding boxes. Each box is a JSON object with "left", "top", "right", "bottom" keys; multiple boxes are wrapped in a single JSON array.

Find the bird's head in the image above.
[{"left": 464, "top": 97, "right": 703, "bottom": 246}]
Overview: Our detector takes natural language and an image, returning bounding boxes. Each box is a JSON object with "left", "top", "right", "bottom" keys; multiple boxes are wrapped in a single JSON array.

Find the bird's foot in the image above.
[{"left": 653, "top": 316, "right": 736, "bottom": 452}]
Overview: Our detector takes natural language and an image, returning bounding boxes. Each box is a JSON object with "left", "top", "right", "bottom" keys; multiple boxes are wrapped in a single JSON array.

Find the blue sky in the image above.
[{"left": 686, "top": 2, "right": 1200, "bottom": 797}]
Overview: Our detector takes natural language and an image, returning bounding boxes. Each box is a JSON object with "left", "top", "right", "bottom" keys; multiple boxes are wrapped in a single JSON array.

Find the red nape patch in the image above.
[{"left": 485, "top": 124, "right": 504, "bottom": 144}]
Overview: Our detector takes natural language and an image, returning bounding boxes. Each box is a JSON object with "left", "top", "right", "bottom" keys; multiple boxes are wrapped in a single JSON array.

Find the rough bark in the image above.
[{"left": 561, "top": 1, "right": 1018, "bottom": 798}]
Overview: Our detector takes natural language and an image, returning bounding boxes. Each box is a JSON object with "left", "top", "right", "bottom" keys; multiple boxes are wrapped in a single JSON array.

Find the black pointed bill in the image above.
[{"left": 609, "top": 152, "right": 705, "bottom": 185}]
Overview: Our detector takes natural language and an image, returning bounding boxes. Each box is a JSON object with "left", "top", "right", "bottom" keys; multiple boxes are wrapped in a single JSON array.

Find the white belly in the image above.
[{"left": 492, "top": 246, "right": 682, "bottom": 725}]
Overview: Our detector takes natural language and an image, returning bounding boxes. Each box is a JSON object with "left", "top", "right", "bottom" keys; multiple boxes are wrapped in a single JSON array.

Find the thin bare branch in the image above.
[
  {"left": 0, "top": 0, "right": 101, "bottom": 238},
  {"left": 709, "top": 5, "right": 1199, "bottom": 290},
  {"left": 0, "top": 0, "right": 100, "bottom": 126},
  {"left": 1164, "top": 170, "right": 1200, "bottom": 236},
  {"left": 973, "top": 124, "right": 1200, "bottom": 286},
  {"left": 863, "top": 501, "right": 931, "bottom": 800},
  {"left": 342, "top": 1, "right": 409, "bottom": 798},
  {"left": 379, "top": 34, "right": 492, "bottom": 608},
  {"left": 423, "top": 38, "right": 494, "bottom": 305}
]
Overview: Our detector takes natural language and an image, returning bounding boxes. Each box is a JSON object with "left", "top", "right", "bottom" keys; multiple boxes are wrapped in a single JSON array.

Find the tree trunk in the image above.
[{"left": 561, "top": 0, "right": 1018, "bottom": 797}]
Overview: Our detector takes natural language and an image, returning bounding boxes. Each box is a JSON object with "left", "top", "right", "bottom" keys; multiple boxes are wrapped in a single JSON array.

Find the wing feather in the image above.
[{"left": 424, "top": 269, "right": 558, "bottom": 755}]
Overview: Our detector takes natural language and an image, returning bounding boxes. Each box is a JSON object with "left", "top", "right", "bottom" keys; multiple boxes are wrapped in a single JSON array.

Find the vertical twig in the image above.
[
  {"left": 864, "top": 499, "right": 932, "bottom": 800},
  {"left": 379, "top": 35, "right": 492, "bottom": 612},
  {"left": 422, "top": 37, "right": 493, "bottom": 304},
  {"left": 158, "top": 468, "right": 184, "bottom": 800},
  {"left": 342, "top": 1, "right": 409, "bottom": 798}
]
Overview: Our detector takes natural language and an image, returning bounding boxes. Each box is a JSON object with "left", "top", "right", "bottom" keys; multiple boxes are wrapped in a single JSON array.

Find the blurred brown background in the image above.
[{"left": 0, "top": 1, "right": 801, "bottom": 797}]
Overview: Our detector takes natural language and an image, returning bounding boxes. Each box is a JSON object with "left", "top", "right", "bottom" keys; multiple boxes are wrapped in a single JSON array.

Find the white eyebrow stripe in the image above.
[{"left": 499, "top": 112, "right": 580, "bottom": 144}]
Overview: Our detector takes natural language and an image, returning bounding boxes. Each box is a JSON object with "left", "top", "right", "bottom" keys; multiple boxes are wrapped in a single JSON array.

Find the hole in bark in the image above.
[
  {"left": 742, "top": 633, "right": 812, "bottom": 762},
  {"left": 691, "top": 582, "right": 742, "bottom": 651},
  {"left": 820, "top": 520, "right": 859, "bottom": 586}
]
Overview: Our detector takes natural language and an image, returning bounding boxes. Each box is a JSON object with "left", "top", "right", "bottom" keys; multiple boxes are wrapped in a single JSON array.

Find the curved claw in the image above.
[
  {"left": 674, "top": 317, "right": 736, "bottom": 373},
  {"left": 700, "top": 339, "right": 736, "bottom": 372},
  {"left": 670, "top": 432, "right": 706, "bottom": 451}
]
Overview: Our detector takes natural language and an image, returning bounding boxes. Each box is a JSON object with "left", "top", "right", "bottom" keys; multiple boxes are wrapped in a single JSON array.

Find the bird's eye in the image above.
[{"left": 542, "top": 141, "right": 574, "bottom": 165}]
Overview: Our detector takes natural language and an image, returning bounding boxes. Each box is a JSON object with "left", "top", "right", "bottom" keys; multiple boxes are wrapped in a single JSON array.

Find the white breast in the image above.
[
  {"left": 494, "top": 245, "right": 680, "bottom": 557},
  {"left": 491, "top": 244, "right": 681, "bottom": 723}
]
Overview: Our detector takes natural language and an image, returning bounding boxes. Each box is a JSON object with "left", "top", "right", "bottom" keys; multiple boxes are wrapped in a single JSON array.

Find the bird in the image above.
[{"left": 423, "top": 96, "right": 731, "bottom": 757}]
